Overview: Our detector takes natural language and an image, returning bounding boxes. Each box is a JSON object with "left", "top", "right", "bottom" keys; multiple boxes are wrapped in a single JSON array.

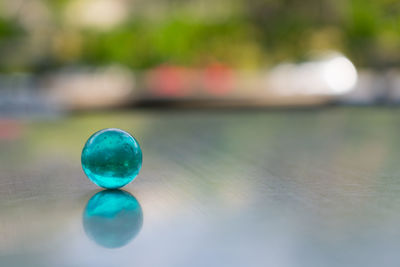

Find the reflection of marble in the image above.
[{"left": 83, "top": 190, "right": 143, "bottom": 248}]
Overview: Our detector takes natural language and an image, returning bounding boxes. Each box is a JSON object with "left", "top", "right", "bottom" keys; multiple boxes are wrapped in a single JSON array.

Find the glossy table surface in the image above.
[{"left": 1, "top": 107, "right": 400, "bottom": 267}]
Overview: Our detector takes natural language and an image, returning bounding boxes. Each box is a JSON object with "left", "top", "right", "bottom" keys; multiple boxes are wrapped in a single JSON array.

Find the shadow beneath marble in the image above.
[{"left": 83, "top": 189, "right": 143, "bottom": 248}]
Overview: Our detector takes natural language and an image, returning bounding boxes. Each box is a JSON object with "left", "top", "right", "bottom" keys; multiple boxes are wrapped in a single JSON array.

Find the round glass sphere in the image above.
[
  {"left": 83, "top": 189, "right": 143, "bottom": 248},
  {"left": 81, "top": 128, "right": 142, "bottom": 189}
]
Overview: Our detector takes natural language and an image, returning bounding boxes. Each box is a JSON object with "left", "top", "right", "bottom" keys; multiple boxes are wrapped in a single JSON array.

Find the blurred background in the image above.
[{"left": 0, "top": 0, "right": 399, "bottom": 115}]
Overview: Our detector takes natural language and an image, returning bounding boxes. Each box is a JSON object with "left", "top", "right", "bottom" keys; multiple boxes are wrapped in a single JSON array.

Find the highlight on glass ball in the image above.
[
  {"left": 81, "top": 128, "right": 142, "bottom": 189},
  {"left": 83, "top": 189, "right": 143, "bottom": 248}
]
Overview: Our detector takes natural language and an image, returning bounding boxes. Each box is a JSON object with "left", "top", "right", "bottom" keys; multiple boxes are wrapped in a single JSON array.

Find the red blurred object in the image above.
[
  {"left": 147, "top": 65, "right": 191, "bottom": 97},
  {"left": 0, "top": 120, "right": 23, "bottom": 141},
  {"left": 203, "top": 63, "right": 234, "bottom": 96}
]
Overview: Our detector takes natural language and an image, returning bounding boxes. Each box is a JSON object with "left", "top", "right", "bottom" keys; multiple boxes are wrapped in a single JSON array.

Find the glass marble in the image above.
[
  {"left": 81, "top": 128, "right": 142, "bottom": 189},
  {"left": 83, "top": 189, "right": 143, "bottom": 248}
]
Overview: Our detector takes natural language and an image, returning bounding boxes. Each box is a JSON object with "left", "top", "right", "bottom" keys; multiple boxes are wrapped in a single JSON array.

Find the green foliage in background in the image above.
[
  {"left": 80, "top": 18, "right": 261, "bottom": 69},
  {"left": 0, "top": 0, "right": 399, "bottom": 72}
]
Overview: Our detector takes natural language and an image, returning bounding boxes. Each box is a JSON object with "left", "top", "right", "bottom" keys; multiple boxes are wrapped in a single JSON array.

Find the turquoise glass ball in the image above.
[
  {"left": 83, "top": 189, "right": 143, "bottom": 248},
  {"left": 81, "top": 128, "right": 142, "bottom": 189}
]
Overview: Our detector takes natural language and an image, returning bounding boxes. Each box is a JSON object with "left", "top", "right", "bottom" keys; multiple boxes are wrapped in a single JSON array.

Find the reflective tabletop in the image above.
[{"left": 1, "top": 107, "right": 400, "bottom": 267}]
